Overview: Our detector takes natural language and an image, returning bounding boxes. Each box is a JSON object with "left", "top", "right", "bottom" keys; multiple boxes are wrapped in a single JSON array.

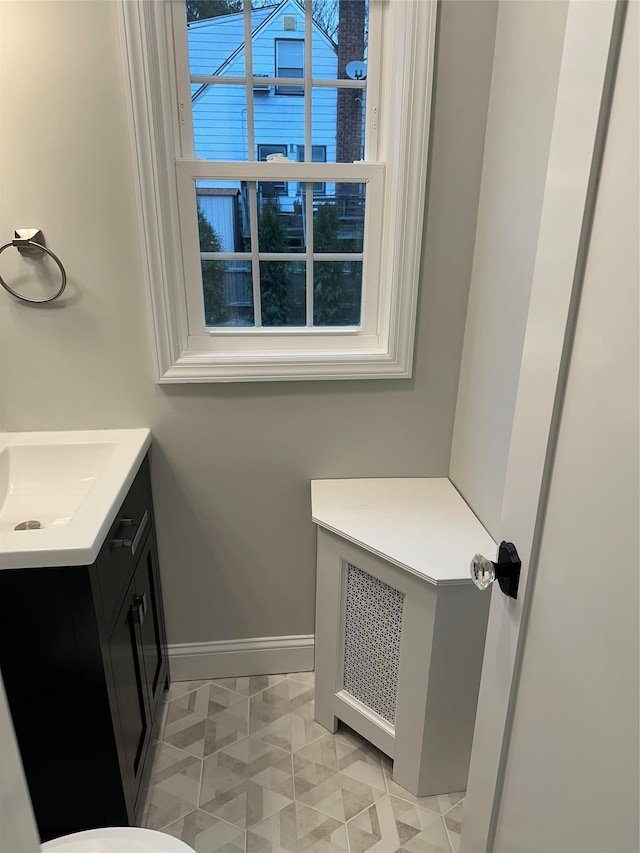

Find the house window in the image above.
[
  {"left": 119, "top": 0, "right": 437, "bottom": 382},
  {"left": 257, "top": 145, "right": 288, "bottom": 196},
  {"left": 298, "top": 145, "right": 327, "bottom": 195},
  {"left": 275, "top": 39, "right": 304, "bottom": 95}
]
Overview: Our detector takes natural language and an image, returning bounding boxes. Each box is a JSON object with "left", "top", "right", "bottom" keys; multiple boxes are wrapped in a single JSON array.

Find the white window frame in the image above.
[{"left": 118, "top": 0, "right": 436, "bottom": 383}]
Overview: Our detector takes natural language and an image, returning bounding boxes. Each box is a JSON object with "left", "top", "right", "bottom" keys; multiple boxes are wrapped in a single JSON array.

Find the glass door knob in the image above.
[
  {"left": 470, "top": 541, "right": 521, "bottom": 599},
  {"left": 471, "top": 554, "right": 496, "bottom": 590}
]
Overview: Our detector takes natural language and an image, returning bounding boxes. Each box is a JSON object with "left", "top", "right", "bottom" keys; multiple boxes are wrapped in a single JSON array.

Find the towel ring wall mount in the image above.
[{"left": 0, "top": 229, "right": 67, "bottom": 304}]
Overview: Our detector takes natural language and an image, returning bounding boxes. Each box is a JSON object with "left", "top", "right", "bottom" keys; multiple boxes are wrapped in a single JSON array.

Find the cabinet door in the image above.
[
  {"left": 134, "top": 533, "right": 169, "bottom": 720},
  {"left": 108, "top": 577, "right": 151, "bottom": 800}
]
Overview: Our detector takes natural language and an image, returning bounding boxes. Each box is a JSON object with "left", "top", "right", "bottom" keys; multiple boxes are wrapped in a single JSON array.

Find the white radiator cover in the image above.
[{"left": 312, "top": 478, "right": 495, "bottom": 796}]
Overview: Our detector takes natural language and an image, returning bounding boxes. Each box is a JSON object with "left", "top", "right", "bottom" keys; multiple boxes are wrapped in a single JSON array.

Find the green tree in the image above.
[
  {"left": 197, "top": 205, "right": 227, "bottom": 326},
  {"left": 313, "top": 203, "right": 358, "bottom": 325},
  {"left": 258, "top": 199, "right": 294, "bottom": 326},
  {"left": 186, "top": 0, "right": 276, "bottom": 22},
  {"left": 186, "top": 1, "right": 241, "bottom": 22}
]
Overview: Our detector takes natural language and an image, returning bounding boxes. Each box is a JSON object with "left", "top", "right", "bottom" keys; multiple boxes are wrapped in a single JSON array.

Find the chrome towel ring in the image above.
[{"left": 0, "top": 229, "right": 67, "bottom": 304}]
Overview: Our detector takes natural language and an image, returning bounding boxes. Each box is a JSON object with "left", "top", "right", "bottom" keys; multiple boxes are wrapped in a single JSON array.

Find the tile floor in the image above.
[{"left": 139, "top": 673, "right": 464, "bottom": 853}]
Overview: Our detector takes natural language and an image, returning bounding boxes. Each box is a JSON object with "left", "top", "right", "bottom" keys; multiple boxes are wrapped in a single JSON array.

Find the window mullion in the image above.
[
  {"left": 243, "top": 1, "right": 255, "bottom": 161},
  {"left": 190, "top": 77, "right": 366, "bottom": 90},
  {"left": 306, "top": 181, "right": 314, "bottom": 327},
  {"left": 176, "top": 159, "right": 382, "bottom": 181},
  {"left": 242, "top": 2, "right": 261, "bottom": 325},
  {"left": 190, "top": 76, "right": 247, "bottom": 86},
  {"left": 304, "top": 0, "right": 312, "bottom": 162},
  {"left": 248, "top": 182, "right": 262, "bottom": 327},
  {"left": 200, "top": 252, "right": 251, "bottom": 261},
  {"left": 304, "top": 0, "right": 313, "bottom": 326}
]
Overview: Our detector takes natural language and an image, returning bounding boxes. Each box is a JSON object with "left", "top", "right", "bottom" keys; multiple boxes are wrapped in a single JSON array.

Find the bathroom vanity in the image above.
[
  {"left": 312, "top": 478, "right": 495, "bottom": 797},
  {"left": 0, "top": 431, "right": 168, "bottom": 842}
]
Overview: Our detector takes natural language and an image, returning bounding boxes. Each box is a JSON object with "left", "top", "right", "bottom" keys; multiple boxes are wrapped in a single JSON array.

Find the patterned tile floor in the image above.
[{"left": 139, "top": 673, "right": 464, "bottom": 853}]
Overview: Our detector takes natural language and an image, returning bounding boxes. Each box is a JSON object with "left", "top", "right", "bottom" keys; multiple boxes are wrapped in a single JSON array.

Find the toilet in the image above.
[{"left": 41, "top": 827, "right": 195, "bottom": 853}]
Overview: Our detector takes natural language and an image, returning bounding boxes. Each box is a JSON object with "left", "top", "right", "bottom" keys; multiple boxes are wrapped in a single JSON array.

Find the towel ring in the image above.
[{"left": 0, "top": 232, "right": 67, "bottom": 304}]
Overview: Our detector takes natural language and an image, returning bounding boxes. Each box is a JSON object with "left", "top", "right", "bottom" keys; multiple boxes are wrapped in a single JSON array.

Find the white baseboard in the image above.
[{"left": 168, "top": 634, "right": 315, "bottom": 682}]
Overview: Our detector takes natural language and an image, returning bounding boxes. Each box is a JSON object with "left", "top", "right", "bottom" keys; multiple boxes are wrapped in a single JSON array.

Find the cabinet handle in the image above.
[
  {"left": 111, "top": 510, "right": 149, "bottom": 556},
  {"left": 133, "top": 593, "right": 147, "bottom": 626}
]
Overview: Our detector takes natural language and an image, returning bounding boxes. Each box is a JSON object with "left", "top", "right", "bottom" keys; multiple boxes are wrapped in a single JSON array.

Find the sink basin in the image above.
[
  {"left": 0, "top": 429, "right": 151, "bottom": 569},
  {"left": 0, "top": 442, "right": 116, "bottom": 532}
]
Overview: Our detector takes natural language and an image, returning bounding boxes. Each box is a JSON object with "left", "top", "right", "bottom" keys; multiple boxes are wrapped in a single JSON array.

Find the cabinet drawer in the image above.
[{"left": 97, "top": 458, "right": 152, "bottom": 632}]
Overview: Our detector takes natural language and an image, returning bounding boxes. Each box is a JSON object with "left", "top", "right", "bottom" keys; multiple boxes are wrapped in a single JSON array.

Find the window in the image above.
[
  {"left": 119, "top": 0, "right": 437, "bottom": 382},
  {"left": 275, "top": 39, "right": 304, "bottom": 95},
  {"left": 257, "top": 144, "right": 288, "bottom": 196},
  {"left": 298, "top": 145, "right": 327, "bottom": 195}
]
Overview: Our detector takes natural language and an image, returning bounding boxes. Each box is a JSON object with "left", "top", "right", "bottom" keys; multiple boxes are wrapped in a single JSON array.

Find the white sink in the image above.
[{"left": 0, "top": 429, "right": 151, "bottom": 569}]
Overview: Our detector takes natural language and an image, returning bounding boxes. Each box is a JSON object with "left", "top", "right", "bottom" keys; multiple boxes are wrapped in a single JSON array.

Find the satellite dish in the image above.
[{"left": 345, "top": 61, "right": 367, "bottom": 81}]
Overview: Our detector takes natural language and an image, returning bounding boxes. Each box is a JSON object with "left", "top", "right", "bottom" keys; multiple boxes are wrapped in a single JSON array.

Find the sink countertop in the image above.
[{"left": 0, "top": 429, "right": 152, "bottom": 569}]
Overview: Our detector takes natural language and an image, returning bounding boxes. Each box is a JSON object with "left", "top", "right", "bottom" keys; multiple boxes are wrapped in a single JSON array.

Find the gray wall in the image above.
[
  {"left": 450, "top": 0, "right": 569, "bottom": 538},
  {"left": 0, "top": 1, "right": 496, "bottom": 645}
]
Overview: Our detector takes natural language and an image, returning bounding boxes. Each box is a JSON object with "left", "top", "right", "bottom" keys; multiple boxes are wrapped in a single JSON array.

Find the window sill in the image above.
[{"left": 157, "top": 346, "right": 414, "bottom": 383}]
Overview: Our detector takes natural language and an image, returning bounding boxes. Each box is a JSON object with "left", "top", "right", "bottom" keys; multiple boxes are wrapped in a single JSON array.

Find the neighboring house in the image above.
[{"left": 188, "top": 0, "right": 364, "bottom": 252}]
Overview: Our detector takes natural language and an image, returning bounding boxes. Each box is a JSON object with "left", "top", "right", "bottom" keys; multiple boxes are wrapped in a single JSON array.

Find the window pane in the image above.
[
  {"left": 312, "top": 88, "right": 366, "bottom": 162},
  {"left": 193, "top": 85, "right": 250, "bottom": 161},
  {"left": 313, "top": 185, "right": 365, "bottom": 252},
  {"left": 255, "top": 97, "right": 305, "bottom": 156},
  {"left": 312, "top": 0, "right": 368, "bottom": 81},
  {"left": 260, "top": 261, "right": 306, "bottom": 326},
  {"left": 313, "top": 261, "right": 362, "bottom": 326},
  {"left": 187, "top": 4, "right": 368, "bottom": 164},
  {"left": 187, "top": 3, "right": 247, "bottom": 75},
  {"left": 196, "top": 181, "right": 250, "bottom": 252},
  {"left": 296, "top": 146, "right": 326, "bottom": 194},
  {"left": 258, "top": 194, "right": 306, "bottom": 253},
  {"left": 257, "top": 146, "right": 288, "bottom": 199},
  {"left": 202, "top": 260, "right": 253, "bottom": 328}
]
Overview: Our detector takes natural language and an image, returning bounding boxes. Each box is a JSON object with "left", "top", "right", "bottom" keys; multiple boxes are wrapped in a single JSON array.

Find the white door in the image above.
[{"left": 461, "top": 1, "right": 638, "bottom": 851}]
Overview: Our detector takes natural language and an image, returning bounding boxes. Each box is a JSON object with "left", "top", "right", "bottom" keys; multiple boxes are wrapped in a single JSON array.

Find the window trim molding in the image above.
[{"left": 118, "top": 0, "right": 437, "bottom": 383}]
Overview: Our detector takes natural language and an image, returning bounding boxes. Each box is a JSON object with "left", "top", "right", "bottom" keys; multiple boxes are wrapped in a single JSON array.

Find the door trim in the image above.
[{"left": 461, "top": 3, "right": 626, "bottom": 850}]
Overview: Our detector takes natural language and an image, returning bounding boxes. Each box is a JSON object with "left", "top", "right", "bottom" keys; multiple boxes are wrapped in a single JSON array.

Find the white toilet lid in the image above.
[{"left": 41, "top": 827, "right": 195, "bottom": 853}]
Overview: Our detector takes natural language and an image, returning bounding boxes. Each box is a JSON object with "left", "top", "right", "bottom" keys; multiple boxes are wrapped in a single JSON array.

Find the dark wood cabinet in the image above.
[{"left": 0, "top": 455, "right": 168, "bottom": 842}]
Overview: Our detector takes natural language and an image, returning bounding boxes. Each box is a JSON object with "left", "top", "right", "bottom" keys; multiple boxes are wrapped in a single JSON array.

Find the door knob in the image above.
[{"left": 471, "top": 541, "right": 521, "bottom": 599}]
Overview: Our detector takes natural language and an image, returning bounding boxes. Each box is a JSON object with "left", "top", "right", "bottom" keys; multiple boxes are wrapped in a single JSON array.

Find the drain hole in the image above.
[{"left": 14, "top": 520, "right": 42, "bottom": 531}]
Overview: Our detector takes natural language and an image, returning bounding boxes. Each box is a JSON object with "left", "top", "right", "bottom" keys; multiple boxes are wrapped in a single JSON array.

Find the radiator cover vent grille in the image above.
[{"left": 342, "top": 564, "right": 404, "bottom": 725}]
